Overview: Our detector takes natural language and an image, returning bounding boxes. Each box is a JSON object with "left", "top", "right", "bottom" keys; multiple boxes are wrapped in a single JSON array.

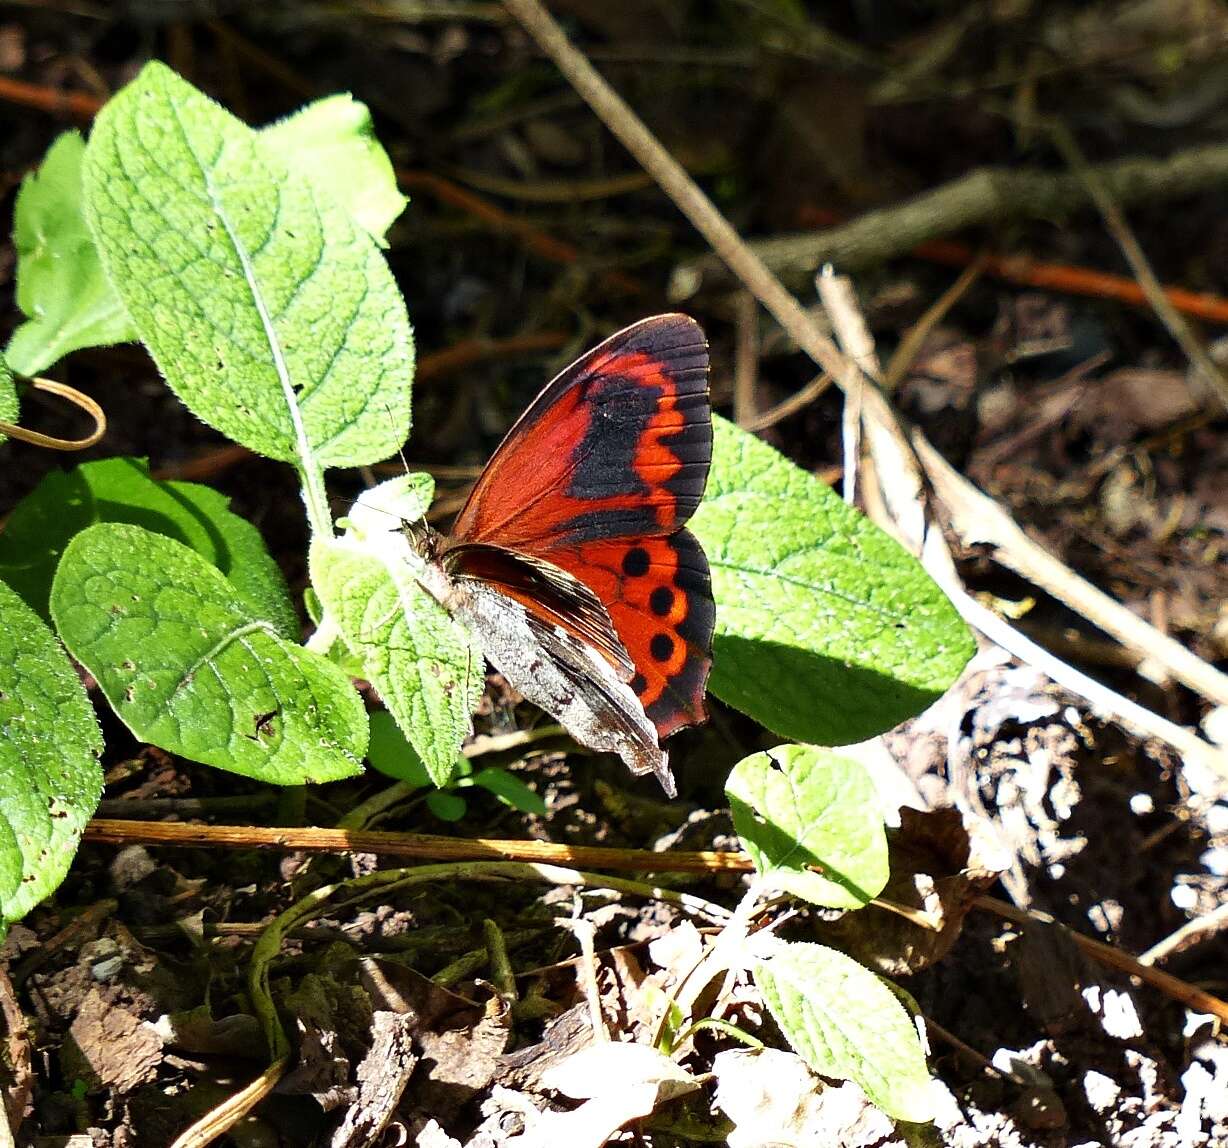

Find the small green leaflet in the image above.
[
  {"left": 0, "top": 579, "right": 103, "bottom": 933},
  {"left": 6, "top": 131, "right": 136, "bottom": 377},
  {"left": 365, "top": 708, "right": 431, "bottom": 788},
  {"left": 82, "top": 62, "right": 413, "bottom": 471},
  {"left": 261, "top": 94, "right": 407, "bottom": 245},
  {"left": 693, "top": 416, "right": 974, "bottom": 746},
  {"left": 0, "top": 355, "right": 18, "bottom": 443},
  {"left": 311, "top": 476, "right": 482, "bottom": 787},
  {"left": 51, "top": 523, "right": 366, "bottom": 785},
  {"left": 754, "top": 940, "right": 934, "bottom": 1122},
  {"left": 0, "top": 457, "right": 296, "bottom": 635},
  {"left": 727, "top": 745, "right": 888, "bottom": 908}
]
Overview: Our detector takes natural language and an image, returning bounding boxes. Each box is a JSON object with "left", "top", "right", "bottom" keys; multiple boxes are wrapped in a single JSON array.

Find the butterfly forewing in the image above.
[{"left": 449, "top": 314, "right": 711, "bottom": 550}]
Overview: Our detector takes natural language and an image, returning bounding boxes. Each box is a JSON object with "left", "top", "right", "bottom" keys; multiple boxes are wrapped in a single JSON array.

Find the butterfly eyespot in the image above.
[
  {"left": 650, "top": 633, "right": 676, "bottom": 662},
  {"left": 630, "top": 672, "right": 648, "bottom": 695},
  {"left": 621, "top": 547, "right": 651, "bottom": 577},
  {"left": 648, "top": 586, "right": 675, "bottom": 616}
]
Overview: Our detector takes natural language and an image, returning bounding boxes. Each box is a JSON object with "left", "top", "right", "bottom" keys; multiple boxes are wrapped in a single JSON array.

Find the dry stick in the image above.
[
  {"left": 914, "top": 430, "right": 1228, "bottom": 717},
  {"left": 976, "top": 896, "right": 1228, "bottom": 1026},
  {"left": 1048, "top": 121, "right": 1228, "bottom": 413},
  {"left": 497, "top": 0, "right": 1228, "bottom": 743},
  {"left": 817, "top": 270, "right": 872, "bottom": 507},
  {"left": 740, "top": 371, "right": 830, "bottom": 432},
  {"left": 167, "top": 1058, "right": 288, "bottom": 1148},
  {"left": 82, "top": 818, "right": 754, "bottom": 874},
  {"left": 818, "top": 274, "right": 1228, "bottom": 775},
  {"left": 0, "top": 378, "right": 107, "bottom": 451},
  {"left": 1137, "top": 901, "right": 1228, "bottom": 967},
  {"left": 674, "top": 143, "right": 1228, "bottom": 293},
  {"left": 732, "top": 291, "right": 760, "bottom": 427}
]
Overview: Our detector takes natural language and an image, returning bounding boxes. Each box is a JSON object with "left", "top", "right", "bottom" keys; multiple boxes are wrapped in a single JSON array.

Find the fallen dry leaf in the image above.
[{"left": 821, "top": 806, "right": 1003, "bottom": 975}]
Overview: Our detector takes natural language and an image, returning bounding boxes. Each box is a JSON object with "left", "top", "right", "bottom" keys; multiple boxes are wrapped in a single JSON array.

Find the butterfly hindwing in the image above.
[
  {"left": 447, "top": 574, "right": 673, "bottom": 795},
  {"left": 448, "top": 314, "right": 711, "bottom": 551},
  {"left": 548, "top": 528, "right": 714, "bottom": 740}
]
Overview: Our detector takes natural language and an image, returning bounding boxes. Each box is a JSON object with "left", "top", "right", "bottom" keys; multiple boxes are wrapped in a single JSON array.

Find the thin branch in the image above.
[
  {"left": 733, "top": 291, "right": 760, "bottom": 427},
  {"left": 1048, "top": 120, "right": 1228, "bottom": 411},
  {"left": 976, "top": 895, "right": 1228, "bottom": 1026},
  {"left": 82, "top": 818, "right": 754, "bottom": 874},
  {"left": 674, "top": 142, "right": 1228, "bottom": 293},
  {"left": 0, "top": 378, "right": 106, "bottom": 451}
]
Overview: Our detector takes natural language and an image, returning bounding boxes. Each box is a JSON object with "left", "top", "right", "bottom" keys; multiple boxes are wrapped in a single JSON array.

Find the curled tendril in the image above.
[{"left": 0, "top": 377, "right": 106, "bottom": 451}]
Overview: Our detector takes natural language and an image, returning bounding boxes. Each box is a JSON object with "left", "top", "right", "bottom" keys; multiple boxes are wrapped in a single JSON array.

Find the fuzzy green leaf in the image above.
[
  {"left": 261, "top": 94, "right": 407, "bottom": 244},
  {"left": 0, "top": 356, "right": 19, "bottom": 444},
  {"left": 6, "top": 131, "right": 135, "bottom": 376},
  {"left": 0, "top": 579, "right": 103, "bottom": 931},
  {"left": 0, "top": 458, "right": 295, "bottom": 635},
  {"left": 82, "top": 62, "right": 413, "bottom": 470},
  {"left": 311, "top": 476, "right": 482, "bottom": 788},
  {"left": 754, "top": 941, "right": 934, "bottom": 1122},
  {"left": 692, "top": 417, "right": 973, "bottom": 745},
  {"left": 50, "top": 523, "right": 365, "bottom": 784},
  {"left": 163, "top": 480, "right": 299, "bottom": 639},
  {"left": 727, "top": 745, "right": 888, "bottom": 908}
]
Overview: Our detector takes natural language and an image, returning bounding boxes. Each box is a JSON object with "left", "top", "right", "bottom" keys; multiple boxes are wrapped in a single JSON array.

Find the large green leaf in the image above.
[
  {"left": 50, "top": 523, "right": 365, "bottom": 784},
  {"left": 0, "top": 579, "right": 103, "bottom": 932},
  {"left": 754, "top": 941, "right": 934, "bottom": 1122},
  {"left": 261, "top": 94, "right": 407, "bottom": 245},
  {"left": 693, "top": 416, "right": 973, "bottom": 745},
  {"left": 82, "top": 62, "right": 413, "bottom": 471},
  {"left": 311, "top": 476, "right": 482, "bottom": 787},
  {"left": 6, "top": 131, "right": 136, "bottom": 376},
  {"left": 727, "top": 745, "right": 888, "bottom": 909},
  {"left": 0, "top": 457, "right": 296, "bottom": 635}
]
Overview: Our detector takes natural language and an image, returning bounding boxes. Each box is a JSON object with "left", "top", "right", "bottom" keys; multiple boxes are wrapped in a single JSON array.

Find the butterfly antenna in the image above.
[{"left": 382, "top": 399, "right": 413, "bottom": 478}]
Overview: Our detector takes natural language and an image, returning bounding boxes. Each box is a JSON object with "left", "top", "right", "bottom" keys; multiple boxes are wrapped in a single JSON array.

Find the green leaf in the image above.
[
  {"left": 50, "top": 523, "right": 365, "bottom": 784},
  {"left": 692, "top": 416, "right": 973, "bottom": 745},
  {"left": 727, "top": 745, "right": 888, "bottom": 908},
  {"left": 0, "top": 458, "right": 295, "bottom": 635},
  {"left": 0, "top": 579, "right": 103, "bottom": 931},
  {"left": 6, "top": 131, "right": 136, "bottom": 376},
  {"left": 470, "top": 766, "right": 548, "bottom": 815},
  {"left": 163, "top": 480, "right": 298, "bottom": 639},
  {"left": 426, "top": 791, "right": 467, "bottom": 822},
  {"left": 754, "top": 941, "right": 934, "bottom": 1122},
  {"left": 261, "top": 94, "right": 407, "bottom": 245},
  {"left": 82, "top": 62, "right": 413, "bottom": 471},
  {"left": 366, "top": 709, "right": 430, "bottom": 788},
  {"left": 0, "top": 356, "right": 19, "bottom": 443},
  {"left": 310, "top": 476, "right": 482, "bottom": 788}
]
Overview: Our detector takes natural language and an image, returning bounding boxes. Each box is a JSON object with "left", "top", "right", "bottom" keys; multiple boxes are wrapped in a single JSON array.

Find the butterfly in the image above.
[{"left": 407, "top": 314, "right": 714, "bottom": 797}]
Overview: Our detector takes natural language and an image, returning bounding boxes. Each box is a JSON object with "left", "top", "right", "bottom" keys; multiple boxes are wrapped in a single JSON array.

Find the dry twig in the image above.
[{"left": 674, "top": 143, "right": 1228, "bottom": 293}]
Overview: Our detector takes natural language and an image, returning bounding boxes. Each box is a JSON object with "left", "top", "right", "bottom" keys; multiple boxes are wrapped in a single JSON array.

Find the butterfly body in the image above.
[{"left": 407, "top": 315, "right": 714, "bottom": 795}]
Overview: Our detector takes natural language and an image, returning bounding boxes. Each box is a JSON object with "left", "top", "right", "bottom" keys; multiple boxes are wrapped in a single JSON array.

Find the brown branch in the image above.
[
  {"left": 1048, "top": 120, "right": 1228, "bottom": 411},
  {"left": 0, "top": 73, "right": 102, "bottom": 120},
  {"left": 83, "top": 818, "right": 754, "bottom": 874},
  {"left": 976, "top": 896, "right": 1228, "bottom": 1026},
  {"left": 674, "top": 143, "right": 1228, "bottom": 293}
]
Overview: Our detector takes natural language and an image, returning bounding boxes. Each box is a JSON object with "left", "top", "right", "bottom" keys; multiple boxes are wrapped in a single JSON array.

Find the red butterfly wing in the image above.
[
  {"left": 448, "top": 314, "right": 710, "bottom": 550},
  {"left": 444, "top": 314, "right": 714, "bottom": 742},
  {"left": 547, "top": 529, "right": 713, "bottom": 739}
]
